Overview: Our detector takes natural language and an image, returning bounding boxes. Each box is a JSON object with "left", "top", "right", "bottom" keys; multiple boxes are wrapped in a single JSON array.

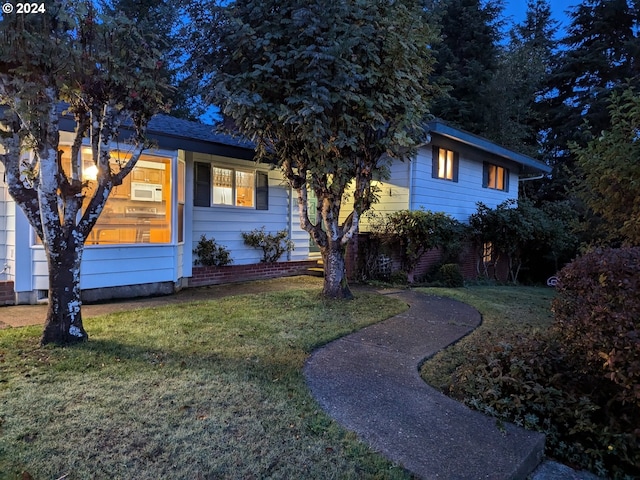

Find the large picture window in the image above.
[{"left": 36, "top": 146, "right": 175, "bottom": 246}]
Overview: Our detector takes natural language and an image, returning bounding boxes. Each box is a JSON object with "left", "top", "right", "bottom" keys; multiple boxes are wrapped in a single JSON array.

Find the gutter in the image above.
[{"left": 518, "top": 174, "right": 545, "bottom": 182}]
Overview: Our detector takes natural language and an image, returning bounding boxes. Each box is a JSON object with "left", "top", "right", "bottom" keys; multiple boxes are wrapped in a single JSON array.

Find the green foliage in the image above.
[
  {"left": 572, "top": 88, "right": 640, "bottom": 246},
  {"left": 0, "top": 0, "right": 171, "bottom": 344},
  {"left": 241, "top": 227, "right": 294, "bottom": 263},
  {"left": 193, "top": 235, "right": 232, "bottom": 267},
  {"left": 552, "top": 247, "right": 640, "bottom": 408},
  {"left": 485, "top": 0, "right": 558, "bottom": 153},
  {"left": 448, "top": 331, "right": 639, "bottom": 478},
  {"left": 536, "top": 0, "right": 639, "bottom": 204},
  {"left": 188, "top": 0, "right": 437, "bottom": 297},
  {"left": 429, "top": 0, "right": 503, "bottom": 135},
  {"left": 470, "top": 200, "right": 577, "bottom": 283},
  {"left": 434, "top": 264, "right": 464, "bottom": 288},
  {"left": 376, "top": 209, "right": 464, "bottom": 282},
  {"left": 434, "top": 251, "right": 640, "bottom": 478}
]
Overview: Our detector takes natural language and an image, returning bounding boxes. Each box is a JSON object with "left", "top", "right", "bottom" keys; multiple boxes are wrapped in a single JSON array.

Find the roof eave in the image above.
[{"left": 426, "top": 120, "right": 552, "bottom": 174}]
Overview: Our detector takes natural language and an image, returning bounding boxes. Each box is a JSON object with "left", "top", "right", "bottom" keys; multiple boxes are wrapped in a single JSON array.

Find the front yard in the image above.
[
  {"left": 0, "top": 278, "right": 410, "bottom": 480},
  {"left": 419, "top": 285, "right": 555, "bottom": 390}
]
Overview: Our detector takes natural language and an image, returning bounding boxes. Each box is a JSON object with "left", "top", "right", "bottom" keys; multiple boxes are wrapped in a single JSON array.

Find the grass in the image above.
[
  {"left": 418, "top": 285, "right": 555, "bottom": 392},
  {"left": 0, "top": 278, "right": 411, "bottom": 480}
]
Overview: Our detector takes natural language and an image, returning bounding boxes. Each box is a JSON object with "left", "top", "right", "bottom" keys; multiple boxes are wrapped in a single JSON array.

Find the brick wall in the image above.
[
  {"left": 347, "top": 233, "right": 510, "bottom": 283},
  {"left": 0, "top": 281, "right": 15, "bottom": 306},
  {"left": 187, "top": 260, "right": 318, "bottom": 287}
]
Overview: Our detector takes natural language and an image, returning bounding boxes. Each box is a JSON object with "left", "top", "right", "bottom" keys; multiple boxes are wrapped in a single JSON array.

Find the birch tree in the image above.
[
  {"left": 0, "top": 2, "right": 169, "bottom": 344},
  {"left": 189, "top": 0, "right": 436, "bottom": 298}
]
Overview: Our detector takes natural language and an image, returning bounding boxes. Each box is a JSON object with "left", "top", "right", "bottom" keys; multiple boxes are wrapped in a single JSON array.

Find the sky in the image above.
[{"left": 502, "top": 0, "right": 577, "bottom": 32}]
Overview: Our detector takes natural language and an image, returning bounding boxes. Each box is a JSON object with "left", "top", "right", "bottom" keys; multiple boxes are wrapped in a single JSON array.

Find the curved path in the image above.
[{"left": 304, "top": 289, "right": 545, "bottom": 480}]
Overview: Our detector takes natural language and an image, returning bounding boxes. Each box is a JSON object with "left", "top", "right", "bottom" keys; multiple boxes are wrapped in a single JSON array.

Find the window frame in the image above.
[
  {"left": 482, "top": 162, "right": 509, "bottom": 192},
  {"left": 193, "top": 161, "right": 268, "bottom": 210},
  {"left": 432, "top": 146, "right": 459, "bottom": 182}
]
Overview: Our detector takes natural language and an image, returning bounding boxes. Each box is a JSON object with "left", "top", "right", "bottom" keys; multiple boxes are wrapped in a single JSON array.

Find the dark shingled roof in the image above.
[
  {"left": 10, "top": 105, "right": 547, "bottom": 173},
  {"left": 144, "top": 114, "right": 256, "bottom": 160},
  {"left": 146, "top": 114, "right": 254, "bottom": 151},
  {"left": 54, "top": 104, "right": 256, "bottom": 160}
]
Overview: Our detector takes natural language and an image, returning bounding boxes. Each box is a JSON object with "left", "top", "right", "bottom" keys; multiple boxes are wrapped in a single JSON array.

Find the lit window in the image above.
[
  {"left": 482, "top": 242, "right": 493, "bottom": 264},
  {"left": 484, "top": 163, "right": 508, "bottom": 191},
  {"left": 213, "top": 167, "right": 234, "bottom": 205},
  {"left": 432, "top": 147, "right": 458, "bottom": 182},
  {"left": 213, "top": 167, "right": 255, "bottom": 207},
  {"left": 439, "top": 148, "right": 454, "bottom": 179},
  {"left": 37, "top": 146, "right": 174, "bottom": 246}
]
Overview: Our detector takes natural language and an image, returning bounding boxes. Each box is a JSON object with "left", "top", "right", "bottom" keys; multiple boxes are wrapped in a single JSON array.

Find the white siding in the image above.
[
  {"left": 289, "top": 188, "right": 313, "bottom": 261},
  {"left": 337, "top": 159, "right": 412, "bottom": 231},
  {"left": 30, "top": 243, "right": 180, "bottom": 291},
  {"left": 409, "top": 145, "right": 518, "bottom": 222},
  {"left": 189, "top": 153, "right": 309, "bottom": 265},
  {"left": 0, "top": 162, "right": 16, "bottom": 283},
  {"left": 0, "top": 161, "right": 13, "bottom": 281},
  {"left": 348, "top": 144, "right": 521, "bottom": 232}
]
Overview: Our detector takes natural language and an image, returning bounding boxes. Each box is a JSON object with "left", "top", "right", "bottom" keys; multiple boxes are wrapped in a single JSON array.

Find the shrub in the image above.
[
  {"left": 374, "top": 209, "right": 465, "bottom": 283},
  {"left": 552, "top": 247, "right": 640, "bottom": 407},
  {"left": 389, "top": 270, "right": 408, "bottom": 285},
  {"left": 241, "top": 227, "right": 294, "bottom": 263},
  {"left": 193, "top": 235, "right": 232, "bottom": 267},
  {"left": 469, "top": 200, "right": 578, "bottom": 284},
  {"left": 434, "top": 263, "right": 464, "bottom": 287},
  {"left": 449, "top": 330, "right": 640, "bottom": 478}
]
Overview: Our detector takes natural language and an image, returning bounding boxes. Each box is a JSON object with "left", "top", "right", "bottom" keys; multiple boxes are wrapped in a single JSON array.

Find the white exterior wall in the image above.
[
  {"left": 0, "top": 161, "right": 16, "bottom": 282},
  {"left": 408, "top": 145, "right": 518, "bottom": 223},
  {"left": 27, "top": 144, "right": 183, "bottom": 299},
  {"left": 355, "top": 159, "right": 412, "bottom": 230},
  {"left": 349, "top": 143, "right": 521, "bottom": 232},
  {"left": 289, "top": 188, "right": 314, "bottom": 260},
  {"left": 189, "top": 153, "right": 309, "bottom": 266}
]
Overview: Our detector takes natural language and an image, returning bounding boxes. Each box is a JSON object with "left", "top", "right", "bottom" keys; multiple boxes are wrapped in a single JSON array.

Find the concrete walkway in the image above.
[
  {"left": 2, "top": 280, "right": 602, "bottom": 479},
  {"left": 304, "top": 289, "right": 599, "bottom": 480}
]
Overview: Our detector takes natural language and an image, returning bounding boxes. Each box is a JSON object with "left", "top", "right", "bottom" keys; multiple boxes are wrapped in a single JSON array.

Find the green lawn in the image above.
[
  {"left": 418, "top": 285, "right": 555, "bottom": 391},
  {"left": 0, "top": 279, "right": 410, "bottom": 480}
]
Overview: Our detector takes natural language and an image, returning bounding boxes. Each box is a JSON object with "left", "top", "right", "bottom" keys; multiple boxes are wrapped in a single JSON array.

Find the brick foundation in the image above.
[
  {"left": 0, "top": 281, "right": 15, "bottom": 306},
  {"left": 188, "top": 260, "right": 318, "bottom": 287}
]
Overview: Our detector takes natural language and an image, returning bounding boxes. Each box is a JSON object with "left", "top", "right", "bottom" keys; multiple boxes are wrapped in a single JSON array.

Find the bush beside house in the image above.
[{"left": 445, "top": 247, "right": 640, "bottom": 478}]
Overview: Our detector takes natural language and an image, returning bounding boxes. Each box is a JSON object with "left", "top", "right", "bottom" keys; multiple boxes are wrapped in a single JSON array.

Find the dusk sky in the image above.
[{"left": 502, "top": 0, "right": 578, "bottom": 31}]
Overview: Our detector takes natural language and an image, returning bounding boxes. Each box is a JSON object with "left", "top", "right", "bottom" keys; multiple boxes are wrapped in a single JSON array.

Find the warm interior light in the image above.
[{"left": 83, "top": 164, "right": 98, "bottom": 180}]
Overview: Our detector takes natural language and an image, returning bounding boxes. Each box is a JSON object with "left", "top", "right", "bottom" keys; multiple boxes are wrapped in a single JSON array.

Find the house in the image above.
[
  {"left": 0, "top": 116, "right": 550, "bottom": 305},
  {"left": 344, "top": 119, "right": 552, "bottom": 280}
]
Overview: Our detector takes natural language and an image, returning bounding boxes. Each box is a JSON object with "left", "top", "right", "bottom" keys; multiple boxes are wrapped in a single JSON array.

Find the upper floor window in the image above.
[
  {"left": 432, "top": 146, "right": 459, "bottom": 182},
  {"left": 483, "top": 162, "right": 509, "bottom": 191},
  {"left": 195, "top": 162, "right": 268, "bottom": 210}
]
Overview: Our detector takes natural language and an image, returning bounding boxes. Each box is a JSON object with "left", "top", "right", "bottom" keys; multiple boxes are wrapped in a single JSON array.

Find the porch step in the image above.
[{"left": 307, "top": 259, "right": 324, "bottom": 277}]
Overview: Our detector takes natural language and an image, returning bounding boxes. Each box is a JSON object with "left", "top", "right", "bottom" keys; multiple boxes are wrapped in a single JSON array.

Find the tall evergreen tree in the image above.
[
  {"left": 429, "top": 0, "right": 504, "bottom": 136},
  {"left": 485, "top": 0, "right": 558, "bottom": 155},
  {"left": 538, "top": 0, "right": 639, "bottom": 201}
]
